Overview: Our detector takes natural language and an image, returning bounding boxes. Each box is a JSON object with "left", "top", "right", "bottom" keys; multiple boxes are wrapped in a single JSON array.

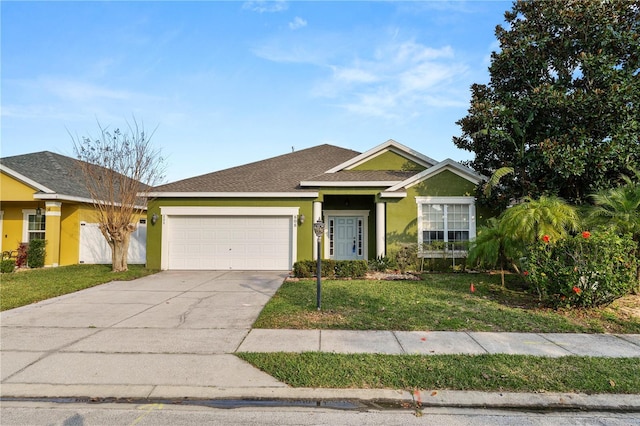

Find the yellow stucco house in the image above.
[{"left": 0, "top": 151, "right": 146, "bottom": 267}]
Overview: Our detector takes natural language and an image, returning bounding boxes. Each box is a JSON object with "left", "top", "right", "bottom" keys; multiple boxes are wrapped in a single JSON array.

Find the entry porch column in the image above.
[
  {"left": 44, "top": 201, "right": 62, "bottom": 267},
  {"left": 376, "top": 202, "right": 385, "bottom": 258}
]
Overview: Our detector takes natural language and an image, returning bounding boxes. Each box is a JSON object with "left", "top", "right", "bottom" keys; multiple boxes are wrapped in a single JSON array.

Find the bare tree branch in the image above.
[{"left": 70, "top": 117, "right": 165, "bottom": 272}]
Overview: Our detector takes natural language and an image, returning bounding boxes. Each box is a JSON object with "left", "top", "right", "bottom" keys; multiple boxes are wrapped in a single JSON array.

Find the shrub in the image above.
[
  {"left": 321, "top": 259, "right": 337, "bottom": 278},
  {"left": 293, "top": 260, "right": 336, "bottom": 278},
  {"left": 525, "top": 230, "right": 637, "bottom": 308},
  {"left": 1, "top": 259, "right": 16, "bottom": 273},
  {"left": 368, "top": 256, "right": 397, "bottom": 272},
  {"left": 335, "top": 260, "right": 368, "bottom": 278},
  {"left": 392, "top": 244, "right": 420, "bottom": 273},
  {"left": 26, "top": 239, "right": 46, "bottom": 268},
  {"left": 16, "top": 243, "right": 28, "bottom": 268},
  {"left": 292, "top": 259, "right": 366, "bottom": 279},
  {"left": 293, "top": 260, "right": 314, "bottom": 278}
]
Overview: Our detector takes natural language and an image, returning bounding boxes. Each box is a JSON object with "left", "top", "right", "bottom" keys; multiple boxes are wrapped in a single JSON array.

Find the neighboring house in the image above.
[
  {"left": 0, "top": 151, "right": 146, "bottom": 267},
  {"left": 146, "top": 140, "right": 486, "bottom": 271}
]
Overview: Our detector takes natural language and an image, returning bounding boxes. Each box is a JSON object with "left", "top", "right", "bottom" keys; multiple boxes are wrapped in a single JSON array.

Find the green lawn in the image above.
[
  {"left": 237, "top": 352, "right": 640, "bottom": 394},
  {"left": 0, "top": 264, "right": 158, "bottom": 311},
  {"left": 243, "top": 274, "right": 640, "bottom": 394},
  {"left": 2, "top": 267, "right": 638, "bottom": 395},
  {"left": 253, "top": 274, "right": 640, "bottom": 334}
]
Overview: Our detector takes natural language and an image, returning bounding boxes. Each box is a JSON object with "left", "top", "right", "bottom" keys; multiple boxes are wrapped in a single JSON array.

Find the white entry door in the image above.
[{"left": 332, "top": 216, "right": 364, "bottom": 260}]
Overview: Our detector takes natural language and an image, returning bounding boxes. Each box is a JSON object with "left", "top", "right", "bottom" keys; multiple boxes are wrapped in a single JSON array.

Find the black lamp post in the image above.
[{"left": 313, "top": 219, "right": 325, "bottom": 311}]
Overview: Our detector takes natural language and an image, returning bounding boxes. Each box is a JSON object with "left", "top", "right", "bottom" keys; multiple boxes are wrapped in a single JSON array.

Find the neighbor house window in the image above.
[
  {"left": 22, "top": 210, "right": 46, "bottom": 242},
  {"left": 416, "top": 197, "right": 475, "bottom": 256}
]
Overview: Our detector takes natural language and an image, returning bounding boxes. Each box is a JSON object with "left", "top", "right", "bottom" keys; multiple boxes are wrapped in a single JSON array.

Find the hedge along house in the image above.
[
  {"left": 146, "top": 140, "right": 486, "bottom": 271},
  {"left": 0, "top": 151, "right": 147, "bottom": 267}
]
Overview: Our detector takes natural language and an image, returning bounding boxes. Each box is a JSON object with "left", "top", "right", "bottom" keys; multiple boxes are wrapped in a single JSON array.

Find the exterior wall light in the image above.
[
  {"left": 151, "top": 213, "right": 159, "bottom": 225},
  {"left": 298, "top": 214, "right": 305, "bottom": 225}
]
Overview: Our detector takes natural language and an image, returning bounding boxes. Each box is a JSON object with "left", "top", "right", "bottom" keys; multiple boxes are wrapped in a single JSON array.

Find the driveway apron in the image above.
[{"left": 0, "top": 271, "right": 289, "bottom": 399}]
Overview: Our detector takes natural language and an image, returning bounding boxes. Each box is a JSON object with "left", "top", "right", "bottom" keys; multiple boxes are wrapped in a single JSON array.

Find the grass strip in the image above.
[
  {"left": 237, "top": 352, "right": 640, "bottom": 394},
  {"left": 254, "top": 277, "right": 640, "bottom": 333},
  {"left": 0, "top": 264, "right": 158, "bottom": 311}
]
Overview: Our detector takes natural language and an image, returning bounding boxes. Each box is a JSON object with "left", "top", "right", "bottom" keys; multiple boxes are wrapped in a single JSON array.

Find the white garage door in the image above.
[
  {"left": 79, "top": 221, "right": 147, "bottom": 264},
  {"left": 167, "top": 215, "right": 293, "bottom": 270}
]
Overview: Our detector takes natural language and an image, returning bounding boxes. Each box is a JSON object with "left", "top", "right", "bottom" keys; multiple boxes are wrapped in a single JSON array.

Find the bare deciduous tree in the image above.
[{"left": 71, "top": 118, "right": 165, "bottom": 272}]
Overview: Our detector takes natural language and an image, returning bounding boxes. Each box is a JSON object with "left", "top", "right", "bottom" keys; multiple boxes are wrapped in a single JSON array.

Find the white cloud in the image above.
[
  {"left": 43, "top": 79, "right": 133, "bottom": 102},
  {"left": 332, "top": 66, "right": 379, "bottom": 84},
  {"left": 313, "top": 40, "right": 468, "bottom": 119},
  {"left": 242, "top": 1, "right": 288, "bottom": 13},
  {"left": 253, "top": 31, "right": 471, "bottom": 120},
  {"left": 343, "top": 90, "right": 399, "bottom": 119},
  {"left": 1, "top": 77, "right": 167, "bottom": 127},
  {"left": 252, "top": 34, "right": 342, "bottom": 65},
  {"left": 289, "top": 16, "right": 307, "bottom": 30}
]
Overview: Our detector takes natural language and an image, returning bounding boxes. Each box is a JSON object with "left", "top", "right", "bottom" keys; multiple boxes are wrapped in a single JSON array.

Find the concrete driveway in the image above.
[{"left": 0, "top": 270, "right": 289, "bottom": 399}]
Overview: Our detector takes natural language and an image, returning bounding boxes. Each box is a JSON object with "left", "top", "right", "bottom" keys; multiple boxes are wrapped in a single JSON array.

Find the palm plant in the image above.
[
  {"left": 587, "top": 168, "right": 640, "bottom": 284},
  {"left": 499, "top": 195, "right": 581, "bottom": 245},
  {"left": 588, "top": 171, "right": 640, "bottom": 238},
  {"left": 467, "top": 217, "right": 523, "bottom": 287}
]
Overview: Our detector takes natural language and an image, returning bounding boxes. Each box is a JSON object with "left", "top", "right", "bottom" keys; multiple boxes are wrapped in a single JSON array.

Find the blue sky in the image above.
[{"left": 2, "top": 1, "right": 511, "bottom": 183}]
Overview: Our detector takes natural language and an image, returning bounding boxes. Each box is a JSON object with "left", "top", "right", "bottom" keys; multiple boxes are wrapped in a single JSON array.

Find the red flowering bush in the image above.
[
  {"left": 525, "top": 229, "right": 637, "bottom": 308},
  {"left": 15, "top": 243, "right": 28, "bottom": 268}
]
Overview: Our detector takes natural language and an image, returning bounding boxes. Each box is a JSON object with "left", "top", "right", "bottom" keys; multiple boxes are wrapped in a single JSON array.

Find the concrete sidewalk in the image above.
[
  {"left": 238, "top": 329, "right": 640, "bottom": 357},
  {"left": 1, "top": 270, "right": 639, "bottom": 413}
]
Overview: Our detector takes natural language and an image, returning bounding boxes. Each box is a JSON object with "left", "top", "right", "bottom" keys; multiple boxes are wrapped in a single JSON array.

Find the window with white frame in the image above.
[
  {"left": 416, "top": 197, "right": 475, "bottom": 256},
  {"left": 22, "top": 210, "right": 46, "bottom": 242}
]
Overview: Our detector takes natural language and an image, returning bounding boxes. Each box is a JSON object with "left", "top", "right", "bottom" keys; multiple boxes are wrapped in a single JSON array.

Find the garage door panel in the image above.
[{"left": 167, "top": 215, "right": 292, "bottom": 270}]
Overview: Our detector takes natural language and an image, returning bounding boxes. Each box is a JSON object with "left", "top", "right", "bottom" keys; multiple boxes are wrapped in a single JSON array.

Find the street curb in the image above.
[{"left": 3, "top": 386, "right": 639, "bottom": 412}]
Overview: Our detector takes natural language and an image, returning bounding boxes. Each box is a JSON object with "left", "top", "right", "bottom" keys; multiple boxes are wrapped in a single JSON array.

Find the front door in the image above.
[{"left": 331, "top": 216, "right": 364, "bottom": 260}]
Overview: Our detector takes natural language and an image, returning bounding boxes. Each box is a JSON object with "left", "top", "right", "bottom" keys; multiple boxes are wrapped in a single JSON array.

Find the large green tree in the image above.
[{"left": 454, "top": 0, "right": 639, "bottom": 207}]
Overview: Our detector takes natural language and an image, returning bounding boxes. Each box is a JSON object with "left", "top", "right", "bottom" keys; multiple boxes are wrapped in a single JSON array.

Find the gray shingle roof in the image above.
[
  {"left": 303, "top": 170, "right": 417, "bottom": 183},
  {"left": 1, "top": 151, "right": 94, "bottom": 199},
  {"left": 1, "top": 151, "right": 147, "bottom": 203},
  {"left": 151, "top": 144, "right": 364, "bottom": 193}
]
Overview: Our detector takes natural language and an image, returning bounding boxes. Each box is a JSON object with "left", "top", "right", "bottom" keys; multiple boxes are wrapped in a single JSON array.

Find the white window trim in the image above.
[
  {"left": 322, "top": 210, "right": 369, "bottom": 260},
  {"left": 415, "top": 196, "right": 476, "bottom": 258},
  {"left": 21, "top": 209, "right": 46, "bottom": 243}
]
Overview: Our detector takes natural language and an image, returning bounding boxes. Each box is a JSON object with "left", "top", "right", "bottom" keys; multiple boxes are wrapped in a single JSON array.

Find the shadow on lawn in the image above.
[{"left": 259, "top": 273, "right": 640, "bottom": 333}]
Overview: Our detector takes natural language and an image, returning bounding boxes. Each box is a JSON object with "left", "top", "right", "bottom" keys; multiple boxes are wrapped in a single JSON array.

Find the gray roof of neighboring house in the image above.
[
  {"left": 1, "top": 151, "right": 94, "bottom": 199},
  {"left": 151, "top": 144, "right": 368, "bottom": 193},
  {"left": 1, "top": 151, "right": 147, "bottom": 202}
]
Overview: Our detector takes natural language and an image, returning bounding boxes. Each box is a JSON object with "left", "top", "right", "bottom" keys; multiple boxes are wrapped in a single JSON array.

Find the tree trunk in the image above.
[{"left": 111, "top": 230, "right": 131, "bottom": 272}]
